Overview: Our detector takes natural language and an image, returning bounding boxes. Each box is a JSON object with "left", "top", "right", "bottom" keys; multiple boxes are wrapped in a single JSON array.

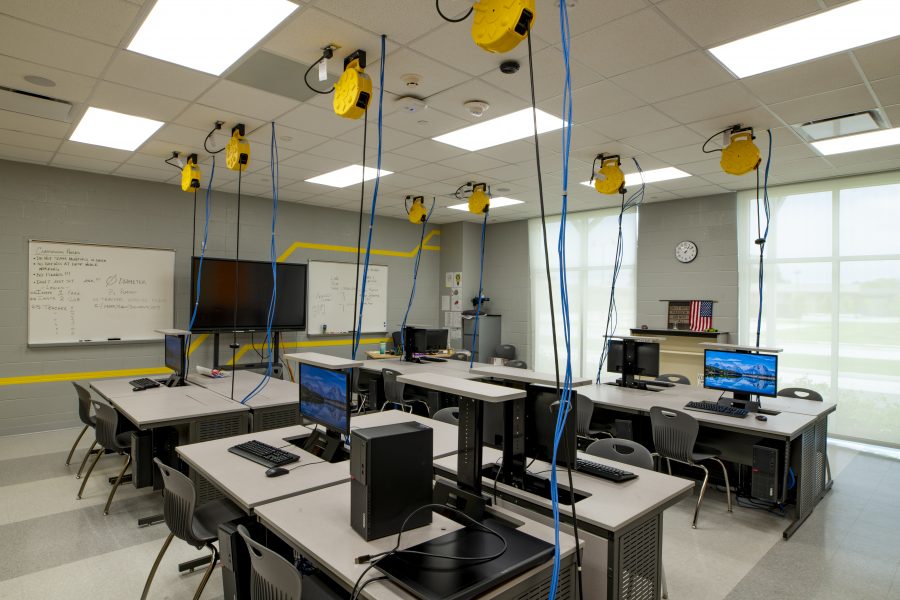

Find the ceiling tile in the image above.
[
  {"left": 440, "top": 152, "right": 509, "bottom": 174},
  {"left": 174, "top": 105, "right": 267, "bottom": 139},
  {"left": 104, "top": 51, "right": 218, "bottom": 102},
  {"left": 382, "top": 106, "right": 470, "bottom": 139},
  {"left": 480, "top": 47, "right": 603, "bottom": 103},
  {"left": 742, "top": 53, "right": 863, "bottom": 105},
  {"left": 57, "top": 140, "right": 132, "bottom": 162},
  {"left": 0, "top": 128, "right": 61, "bottom": 153},
  {"left": 405, "top": 162, "right": 468, "bottom": 183},
  {"left": 389, "top": 138, "right": 467, "bottom": 162},
  {"left": 90, "top": 81, "right": 189, "bottom": 122},
  {"left": 381, "top": 48, "right": 470, "bottom": 98},
  {"left": 686, "top": 108, "right": 784, "bottom": 138},
  {"left": 622, "top": 125, "right": 705, "bottom": 153},
  {"left": 613, "top": 51, "right": 732, "bottom": 104},
  {"left": 531, "top": 0, "right": 649, "bottom": 46},
  {"left": 249, "top": 124, "right": 331, "bottom": 155},
  {"left": 822, "top": 144, "right": 900, "bottom": 167},
  {"left": 655, "top": 82, "right": 759, "bottom": 124},
  {"left": 583, "top": 105, "right": 678, "bottom": 140},
  {"left": 651, "top": 143, "right": 708, "bottom": 166},
  {"left": 425, "top": 79, "right": 529, "bottom": 124},
  {"left": 315, "top": 0, "right": 445, "bottom": 44},
  {"left": 573, "top": 9, "right": 694, "bottom": 78},
  {"left": 277, "top": 104, "right": 361, "bottom": 137},
  {"left": 853, "top": 37, "right": 900, "bottom": 82},
  {"left": 768, "top": 85, "right": 877, "bottom": 125},
  {"left": 197, "top": 80, "right": 300, "bottom": 122},
  {"left": 154, "top": 123, "right": 212, "bottom": 150},
  {"left": 884, "top": 104, "right": 900, "bottom": 126},
  {"left": 280, "top": 152, "right": 346, "bottom": 174},
  {"left": 655, "top": 0, "right": 821, "bottom": 47},
  {"left": 379, "top": 152, "right": 427, "bottom": 173},
  {"left": 0, "top": 54, "right": 96, "bottom": 104},
  {"left": 540, "top": 80, "right": 644, "bottom": 124},
  {"left": 51, "top": 152, "right": 120, "bottom": 173},
  {"left": 0, "top": 14, "right": 115, "bottom": 77},
  {"left": 0, "top": 0, "right": 140, "bottom": 45},
  {"left": 335, "top": 125, "right": 421, "bottom": 153},
  {"left": 111, "top": 163, "right": 178, "bottom": 183},
  {"left": 478, "top": 139, "right": 542, "bottom": 165},
  {"left": 872, "top": 76, "right": 900, "bottom": 108},
  {"left": 0, "top": 108, "right": 72, "bottom": 138},
  {"left": 0, "top": 143, "right": 53, "bottom": 164}
]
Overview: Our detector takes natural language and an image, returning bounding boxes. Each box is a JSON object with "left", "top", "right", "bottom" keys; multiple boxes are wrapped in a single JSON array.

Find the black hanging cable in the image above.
[
  {"left": 304, "top": 47, "right": 336, "bottom": 95},
  {"left": 164, "top": 154, "right": 182, "bottom": 171},
  {"left": 191, "top": 188, "right": 198, "bottom": 257},
  {"left": 204, "top": 122, "right": 225, "bottom": 154},
  {"left": 230, "top": 167, "right": 243, "bottom": 401},
  {"left": 436, "top": 0, "right": 473, "bottom": 22},
  {"left": 351, "top": 109, "right": 369, "bottom": 346},
  {"left": 702, "top": 126, "right": 734, "bottom": 154},
  {"left": 527, "top": 32, "right": 583, "bottom": 599}
]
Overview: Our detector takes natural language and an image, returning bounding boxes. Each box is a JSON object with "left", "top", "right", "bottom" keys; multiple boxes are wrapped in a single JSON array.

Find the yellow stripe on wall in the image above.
[
  {"left": 276, "top": 229, "right": 440, "bottom": 263},
  {"left": 226, "top": 337, "right": 391, "bottom": 365}
]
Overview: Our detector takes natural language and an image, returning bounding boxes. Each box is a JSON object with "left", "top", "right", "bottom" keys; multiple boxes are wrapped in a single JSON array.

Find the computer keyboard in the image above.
[
  {"left": 420, "top": 356, "right": 447, "bottom": 363},
  {"left": 130, "top": 377, "right": 160, "bottom": 391},
  {"left": 646, "top": 380, "right": 675, "bottom": 388},
  {"left": 575, "top": 459, "right": 638, "bottom": 483},
  {"left": 684, "top": 401, "right": 749, "bottom": 418},
  {"left": 228, "top": 440, "right": 300, "bottom": 468}
]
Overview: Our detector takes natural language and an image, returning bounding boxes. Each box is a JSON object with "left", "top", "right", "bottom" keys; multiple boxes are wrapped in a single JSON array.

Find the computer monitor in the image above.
[
  {"left": 403, "top": 326, "right": 427, "bottom": 360},
  {"left": 526, "top": 387, "right": 577, "bottom": 468},
  {"left": 164, "top": 334, "right": 187, "bottom": 385},
  {"left": 704, "top": 349, "right": 778, "bottom": 402},
  {"left": 299, "top": 363, "right": 351, "bottom": 437},
  {"left": 425, "top": 329, "right": 448, "bottom": 352},
  {"left": 606, "top": 339, "right": 660, "bottom": 388}
]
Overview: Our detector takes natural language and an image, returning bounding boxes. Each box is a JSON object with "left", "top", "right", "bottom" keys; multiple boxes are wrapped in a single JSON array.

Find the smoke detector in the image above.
[
  {"left": 464, "top": 100, "right": 490, "bottom": 118},
  {"left": 396, "top": 95, "right": 427, "bottom": 113},
  {"left": 401, "top": 73, "right": 422, "bottom": 89}
]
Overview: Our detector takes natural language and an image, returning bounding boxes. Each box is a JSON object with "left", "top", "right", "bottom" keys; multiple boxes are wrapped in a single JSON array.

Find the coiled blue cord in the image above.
[
  {"left": 399, "top": 200, "right": 435, "bottom": 358},
  {"left": 352, "top": 34, "right": 387, "bottom": 360},
  {"left": 469, "top": 211, "right": 488, "bottom": 368}
]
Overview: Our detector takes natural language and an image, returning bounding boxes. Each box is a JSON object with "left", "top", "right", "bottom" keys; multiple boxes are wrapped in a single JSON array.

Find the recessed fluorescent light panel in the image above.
[
  {"left": 448, "top": 197, "right": 524, "bottom": 211},
  {"left": 811, "top": 127, "right": 900, "bottom": 155},
  {"left": 433, "top": 108, "right": 566, "bottom": 151},
  {"left": 305, "top": 165, "right": 393, "bottom": 188},
  {"left": 709, "top": 0, "right": 900, "bottom": 78},
  {"left": 128, "top": 0, "right": 298, "bottom": 75},
  {"left": 580, "top": 167, "right": 691, "bottom": 189},
  {"left": 69, "top": 107, "right": 163, "bottom": 151}
]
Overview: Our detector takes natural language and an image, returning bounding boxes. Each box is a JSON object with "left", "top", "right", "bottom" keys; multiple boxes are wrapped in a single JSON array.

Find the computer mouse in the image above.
[
  {"left": 265, "top": 466, "right": 289, "bottom": 477},
  {"left": 755, "top": 414, "right": 768, "bottom": 422}
]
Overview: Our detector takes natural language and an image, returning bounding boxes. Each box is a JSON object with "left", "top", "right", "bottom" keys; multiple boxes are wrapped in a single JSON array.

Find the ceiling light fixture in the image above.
[
  {"left": 811, "top": 126, "right": 900, "bottom": 155},
  {"left": 127, "top": 0, "right": 298, "bottom": 75},
  {"left": 433, "top": 107, "right": 566, "bottom": 151},
  {"left": 709, "top": 0, "right": 900, "bottom": 78},
  {"left": 305, "top": 165, "right": 393, "bottom": 188},
  {"left": 69, "top": 107, "right": 163, "bottom": 151},
  {"left": 580, "top": 167, "right": 691, "bottom": 189},
  {"left": 448, "top": 196, "right": 524, "bottom": 211}
]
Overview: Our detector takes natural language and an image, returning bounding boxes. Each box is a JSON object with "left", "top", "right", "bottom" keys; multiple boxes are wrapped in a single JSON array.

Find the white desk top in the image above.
[
  {"left": 284, "top": 352, "right": 362, "bottom": 369},
  {"left": 176, "top": 411, "right": 460, "bottom": 512},
  {"left": 186, "top": 370, "right": 298, "bottom": 409},
  {"left": 469, "top": 365, "right": 593, "bottom": 388},
  {"left": 434, "top": 447, "right": 693, "bottom": 535},
  {"left": 255, "top": 482, "right": 578, "bottom": 600},
  {"left": 90, "top": 378, "right": 248, "bottom": 429},
  {"left": 360, "top": 358, "right": 483, "bottom": 379},
  {"left": 644, "top": 383, "right": 836, "bottom": 418},
  {"left": 397, "top": 373, "right": 526, "bottom": 403}
]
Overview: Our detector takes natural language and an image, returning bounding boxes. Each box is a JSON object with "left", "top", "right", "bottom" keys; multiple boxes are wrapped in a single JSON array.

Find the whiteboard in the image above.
[
  {"left": 28, "top": 240, "right": 175, "bottom": 345},
  {"left": 307, "top": 261, "right": 388, "bottom": 335}
]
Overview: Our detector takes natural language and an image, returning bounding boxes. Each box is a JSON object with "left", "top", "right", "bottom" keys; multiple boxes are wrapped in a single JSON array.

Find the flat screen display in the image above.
[
  {"left": 704, "top": 350, "right": 778, "bottom": 397},
  {"left": 189, "top": 257, "right": 306, "bottom": 331},
  {"left": 164, "top": 334, "right": 186, "bottom": 375},
  {"left": 299, "top": 363, "right": 350, "bottom": 435}
]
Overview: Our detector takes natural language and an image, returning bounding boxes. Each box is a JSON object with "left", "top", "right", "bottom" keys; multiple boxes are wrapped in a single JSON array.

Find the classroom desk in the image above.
[
  {"left": 255, "top": 481, "right": 579, "bottom": 600},
  {"left": 359, "top": 358, "right": 486, "bottom": 412},
  {"left": 636, "top": 381, "right": 837, "bottom": 417},
  {"left": 469, "top": 365, "right": 594, "bottom": 388},
  {"left": 581, "top": 383, "right": 834, "bottom": 538},
  {"left": 186, "top": 371, "right": 301, "bottom": 431},
  {"left": 176, "top": 411, "right": 461, "bottom": 514},
  {"left": 434, "top": 447, "right": 693, "bottom": 600}
]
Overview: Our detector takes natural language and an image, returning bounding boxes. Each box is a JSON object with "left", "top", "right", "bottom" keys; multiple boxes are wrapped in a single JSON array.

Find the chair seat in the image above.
[
  {"left": 691, "top": 444, "right": 722, "bottom": 462},
  {"left": 87, "top": 415, "right": 96, "bottom": 427},
  {"left": 113, "top": 432, "right": 133, "bottom": 450},
  {"left": 192, "top": 498, "right": 244, "bottom": 542}
]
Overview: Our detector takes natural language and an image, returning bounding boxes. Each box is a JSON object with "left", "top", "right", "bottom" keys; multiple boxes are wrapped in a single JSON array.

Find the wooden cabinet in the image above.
[{"left": 630, "top": 328, "right": 729, "bottom": 385}]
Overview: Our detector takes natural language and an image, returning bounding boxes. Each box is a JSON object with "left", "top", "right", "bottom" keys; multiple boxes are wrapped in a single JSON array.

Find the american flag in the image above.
[{"left": 689, "top": 300, "right": 713, "bottom": 332}]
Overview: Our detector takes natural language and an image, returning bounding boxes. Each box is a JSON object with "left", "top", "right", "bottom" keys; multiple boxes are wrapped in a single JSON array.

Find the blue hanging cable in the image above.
[
  {"left": 352, "top": 34, "right": 387, "bottom": 360},
  {"left": 755, "top": 130, "right": 772, "bottom": 347},
  {"left": 399, "top": 199, "right": 436, "bottom": 358},
  {"left": 185, "top": 155, "right": 216, "bottom": 375},
  {"left": 469, "top": 210, "right": 489, "bottom": 367},
  {"left": 242, "top": 123, "right": 280, "bottom": 404}
]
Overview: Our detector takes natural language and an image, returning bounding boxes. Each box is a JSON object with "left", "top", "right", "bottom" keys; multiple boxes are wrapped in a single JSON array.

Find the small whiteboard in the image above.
[
  {"left": 307, "top": 261, "right": 388, "bottom": 335},
  {"left": 28, "top": 240, "right": 175, "bottom": 345}
]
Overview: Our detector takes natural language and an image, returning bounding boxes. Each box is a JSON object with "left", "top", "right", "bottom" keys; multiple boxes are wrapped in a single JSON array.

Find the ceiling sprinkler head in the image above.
[{"left": 464, "top": 100, "right": 490, "bottom": 118}]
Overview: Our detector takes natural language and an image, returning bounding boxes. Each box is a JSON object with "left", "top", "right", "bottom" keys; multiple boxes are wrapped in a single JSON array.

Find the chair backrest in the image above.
[
  {"left": 153, "top": 458, "right": 204, "bottom": 546},
  {"left": 494, "top": 344, "right": 516, "bottom": 360},
  {"left": 778, "top": 387, "right": 823, "bottom": 402},
  {"left": 658, "top": 373, "right": 691, "bottom": 385},
  {"left": 72, "top": 382, "right": 94, "bottom": 426},
  {"left": 585, "top": 438, "right": 654, "bottom": 471},
  {"left": 381, "top": 369, "right": 405, "bottom": 404},
  {"left": 507, "top": 360, "right": 528, "bottom": 369},
  {"left": 649, "top": 406, "right": 699, "bottom": 464},
  {"left": 576, "top": 393, "right": 594, "bottom": 437},
  {"left": 433, "top": 407, "right": 460, "bottom": 425},
  {"left": 237, "top": 525, "right": 303, "bottom": 600},
  {"left": 451, "top": 352, "right": 469, "bottom": 361},
  {"left": 92, "top": 401, "right": 122, "bottom": 450},
  {"left": 391, "top": 331, "right": 402, "bottom": 352}
]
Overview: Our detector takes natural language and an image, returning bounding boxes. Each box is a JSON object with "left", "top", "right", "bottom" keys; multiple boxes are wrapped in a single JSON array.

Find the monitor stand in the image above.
[
  {"left": 608, "top": 375, "right": 661, "bottom": 392},
  {"left": 290, "top": 428, "right": 348, "bottom": 463},
  {"left": 163, "top": 374, "right": 187, "bottom": 387},
  {"left": 718, "top": 392, "right": 760, "bottom": 412}
]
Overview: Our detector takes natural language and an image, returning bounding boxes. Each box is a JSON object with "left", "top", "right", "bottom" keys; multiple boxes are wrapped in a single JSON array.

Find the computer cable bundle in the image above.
[
  {"left": 352, "top": 34, "right": 387, "bottom": 360},
  {"left": 230, "top": 161, "right": 243, "bottom": 401},
  {"left": 351, "top": 109, "right": 369, "bottom": 359},
  {"left": 754, "top": 130, "right": 773, "bottom": 347},
  {"left": 186, "top": 155, "right": 216, "bottom": 376},
  {"left": 350, "top": 503, "right": 509, "bottom": 600},
  {"left": 400, "top": 199, "right": 436, "bottom": 358},
  {"left": 468, "top": 211, "right": 488, "bottom": 367},
  {"left": 241, "top": 123, "right": 281, "bottom": 404}
]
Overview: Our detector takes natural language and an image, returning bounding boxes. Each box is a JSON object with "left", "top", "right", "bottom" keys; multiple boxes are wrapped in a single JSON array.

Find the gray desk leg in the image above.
[
  {"left": 609, "top": 513, "right": 662, "bottom": 600},
  {"left": 783, "top": 419, "right": 831, "bottom": 539}
]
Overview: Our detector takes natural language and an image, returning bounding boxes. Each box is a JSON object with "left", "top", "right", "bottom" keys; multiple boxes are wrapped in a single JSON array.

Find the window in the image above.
[
  {"left": 529, "top": 207, "right": 638, "bottom": 378},
  {"left": 738, "top": 172, "right": 900, "bottom": 447}
]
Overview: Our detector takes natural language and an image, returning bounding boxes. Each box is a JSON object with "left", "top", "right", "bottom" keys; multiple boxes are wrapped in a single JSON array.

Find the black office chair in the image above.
[
  {"left": 352, "top": 368, "right": 370, "bottom": 413},
  {"left": 451, "top": 352, "right": 469, "bottom": 361},
  {"left": 433, "top": 407, "right": 460, "bottom": 425},
  {"left": 657, "top": 373, "right": 691, "bottom": 385},
  {"left": 650, "top": 406, "right": 732, "bottom": 529},
  {"left": 391, "top": 331, "right": 403, "bottom": 354},
  {"left": 577, "top": 393, "right": 612, "bottom": 441},
  {"left": 494, "top": 344, "right": 516, "bottom": 360},
  {"left": 76, "top": 401, "right": 134, "bottom": 515},
  {"left": 66, "top": 382, "right": 96, "bottom": 473},
  {"left": 778, "top": 387, "right": 830, "bottom": 483},
  {"left": 236, "top": 525, "right": 303, "bottom": 600},
  {"left": 507, "top": 360, "right": 528, "bottom": 369}
]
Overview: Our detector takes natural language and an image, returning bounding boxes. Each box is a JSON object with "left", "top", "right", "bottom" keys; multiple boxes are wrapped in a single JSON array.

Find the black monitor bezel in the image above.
[
  {"left": 298, "top": 363, "right": 352, "bottom": 436},
  {"left": 606, "top": 339, "right": 661, "bottom": 378},
  {"left": 702, "top": 348, "right": 779, "bottom": 399},
  {"left": 164, "top": 334, "right": 187, "bottom": 377}
]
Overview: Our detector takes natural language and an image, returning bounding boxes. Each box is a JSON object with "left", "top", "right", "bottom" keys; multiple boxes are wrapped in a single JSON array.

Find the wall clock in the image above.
[{"left": 675, "top": 240, "right": 698, "bottom": 263}]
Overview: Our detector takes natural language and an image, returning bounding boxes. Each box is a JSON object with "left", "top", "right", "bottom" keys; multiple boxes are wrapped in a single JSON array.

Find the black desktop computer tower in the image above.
[
  {"left": 751, "top": 440, "right": 781, "bottom": 502},
  {"left": 219, "top": 517, "right": 263, "bottom": 600},
  {"left": 350, "top": 421, "right": 434, "bottom": 541}
]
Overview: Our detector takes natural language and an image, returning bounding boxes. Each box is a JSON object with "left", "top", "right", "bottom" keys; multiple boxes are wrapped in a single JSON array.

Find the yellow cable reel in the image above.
[
  {"left": 593, "top": 155, "right": 625, "bottom": 195},
  {"left": 408, "top": 196, "right": 428, "bottom": 224},
  {"left": 225, "top": 124, "right": 250, "bottom": 171},
  {"left": 471, "top": 0, "right": 535, "bottom": 53},
  {"left": 721, "top": 129, "right": 760, "bottom": 176},
  {"left": 468, "top": 183, "right": 490, "bottom": 215},
  {"left": 181, "top": 153, "right": 200, "bottom": 192},
  {"left": 333, "top": 50, "right": 372, "bottom": 120}
]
